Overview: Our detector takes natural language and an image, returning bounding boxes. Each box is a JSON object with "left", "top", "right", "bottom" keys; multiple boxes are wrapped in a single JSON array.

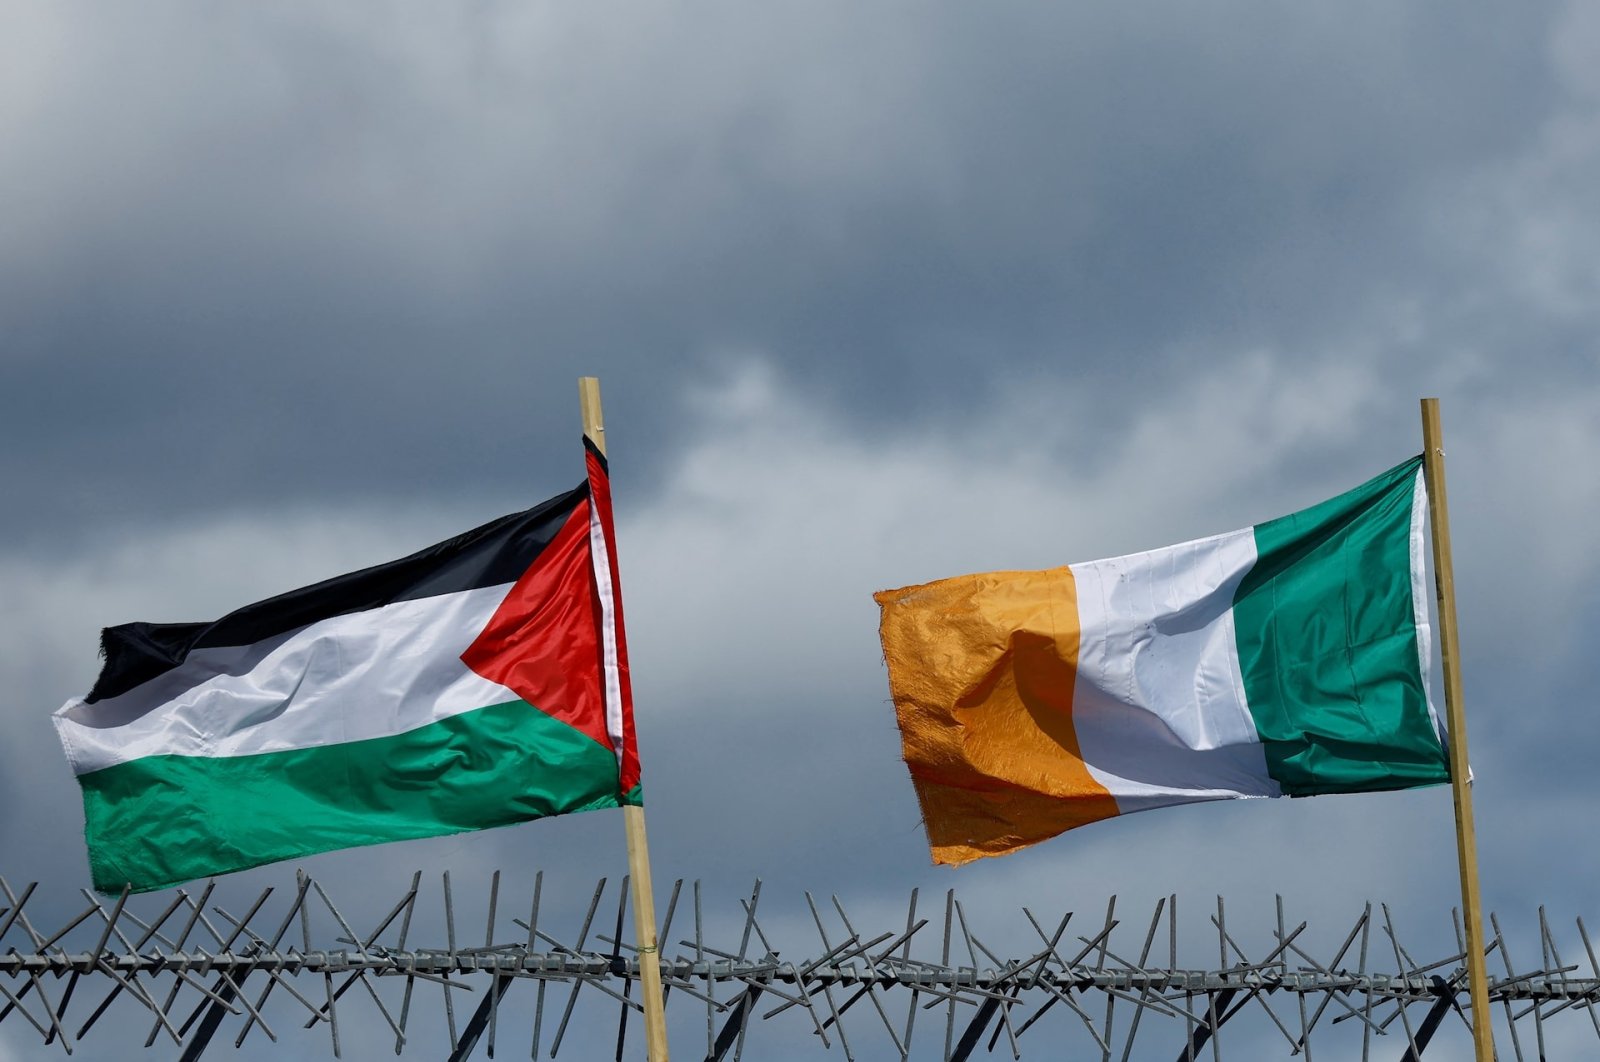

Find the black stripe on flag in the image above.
[{"left": 87, "top": 483, "right": 589, "bottom": 704}]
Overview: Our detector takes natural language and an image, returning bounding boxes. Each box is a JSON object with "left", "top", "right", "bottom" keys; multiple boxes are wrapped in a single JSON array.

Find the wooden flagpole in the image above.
[
  {"left": 580, "top": 376, "right": 671, "bottom": 1061},
  {"left": 1420, "top": 397, "right": 1494, "bottom": 1061}
]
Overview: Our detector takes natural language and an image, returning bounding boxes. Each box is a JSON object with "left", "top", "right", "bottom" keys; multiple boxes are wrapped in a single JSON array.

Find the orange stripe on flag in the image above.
[{"left": 875, "top": 567, "right": 1120, "bottom": 865}]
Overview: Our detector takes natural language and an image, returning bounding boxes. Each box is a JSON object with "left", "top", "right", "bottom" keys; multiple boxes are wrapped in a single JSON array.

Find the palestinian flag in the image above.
[
  {"left": 875, "top": 456, "right": 1452, "bottom": 866},
  {"left": 55, "top": 438, "right": 640, "bottom": 894}
]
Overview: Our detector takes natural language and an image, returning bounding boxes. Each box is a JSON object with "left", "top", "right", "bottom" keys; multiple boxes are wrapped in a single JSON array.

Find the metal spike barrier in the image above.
[{"left": 1, "top": 873, "right": 1595, "bottom": 1060}]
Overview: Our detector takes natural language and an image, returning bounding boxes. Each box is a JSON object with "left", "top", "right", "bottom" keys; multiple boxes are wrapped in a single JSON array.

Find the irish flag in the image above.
[
  {"left": 55, "top": 438, "right": 640, "bottom": 894},
  {"left": 875, "top": 456, "right": 1452, "bottom": 866}
]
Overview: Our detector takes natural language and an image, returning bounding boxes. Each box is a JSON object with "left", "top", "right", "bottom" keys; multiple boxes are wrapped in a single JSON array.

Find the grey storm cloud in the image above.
[{"left": 1, "top": 0, "right": 1581, "bottom": 542}]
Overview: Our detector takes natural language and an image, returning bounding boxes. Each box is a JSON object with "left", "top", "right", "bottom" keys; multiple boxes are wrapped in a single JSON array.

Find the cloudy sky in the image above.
[{"left": 5, "top": 2, "right": 1600, "bottom": 1057}]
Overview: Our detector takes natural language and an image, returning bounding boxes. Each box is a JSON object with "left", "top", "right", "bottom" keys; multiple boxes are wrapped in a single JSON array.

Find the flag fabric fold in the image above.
[
  {"left": 874, "top": 456, "right": 1451, "bottom": 866},
  {"left": 55, "top": 437, "right": 640, "bottom": 893}
]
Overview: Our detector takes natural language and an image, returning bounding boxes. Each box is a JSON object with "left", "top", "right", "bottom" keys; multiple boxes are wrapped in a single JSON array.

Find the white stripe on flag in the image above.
[
  {"left": 55, "top": 584, "right": 519, "bottom": 774},
  {"left": 1069, "top": 526, "right": 1281, "bottom": 808},
  {"left": 1407, "top": 466, "right": 1449, "bottom": 758},
  {"left": 587, "top": 497, "right": 626, "bottom": 770}
]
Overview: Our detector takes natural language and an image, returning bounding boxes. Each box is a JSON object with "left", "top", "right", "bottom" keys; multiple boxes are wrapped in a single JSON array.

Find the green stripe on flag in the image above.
[
  {"left": 1232, "top": 456, "right": 1450, "bottom": 797},
  {"left": 79, "top": 700, "right": 626, "bottom": 893}
]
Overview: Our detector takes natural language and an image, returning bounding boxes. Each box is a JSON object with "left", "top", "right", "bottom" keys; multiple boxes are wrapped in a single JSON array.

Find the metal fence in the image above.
[{"left": 1, "top": 872, "right": 1594, "bottom": 1060}]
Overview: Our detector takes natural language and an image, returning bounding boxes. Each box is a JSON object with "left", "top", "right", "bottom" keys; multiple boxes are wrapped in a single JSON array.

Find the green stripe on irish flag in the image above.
[
  {"left": 1235, "top": 456, "right": 1444, "bottom": 796},
  {"left": 876, "top": 456, "right": 1452, "bottom": 866},
  {"left": 55, "top": 438, "right": 641, "bottom": 893}
]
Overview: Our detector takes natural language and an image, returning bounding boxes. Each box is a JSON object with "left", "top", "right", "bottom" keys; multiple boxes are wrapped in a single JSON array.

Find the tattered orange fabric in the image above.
[{"left": 874, "top": 568, "right": 1119, "bottom": 865}]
